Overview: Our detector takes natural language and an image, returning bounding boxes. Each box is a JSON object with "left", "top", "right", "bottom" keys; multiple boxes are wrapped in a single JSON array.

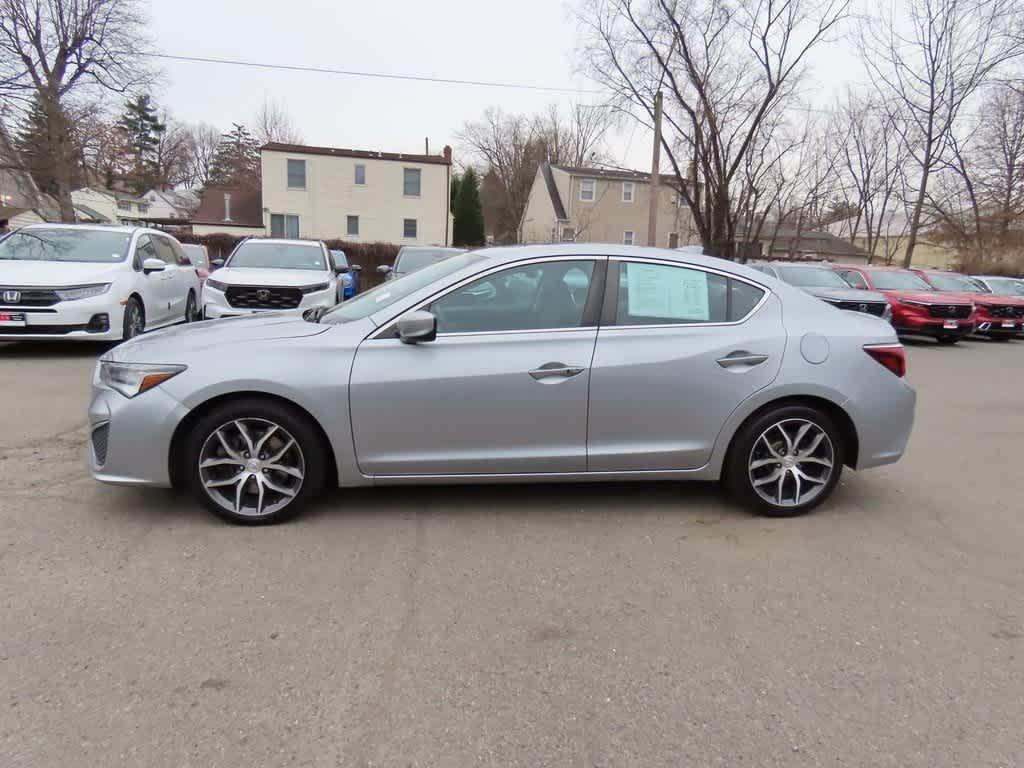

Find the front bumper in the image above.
[
  {"left": 88, "top": 382, "right": 190, "bottom": 487},
  {"left": 202, "top": 286, "right": 335, "bottom": 319},
  {"left": 0, "top": 294, "right": 124, "bottom": 342},
  {"left": 894, "top": 315, "right": 975, "bottom": 339}
]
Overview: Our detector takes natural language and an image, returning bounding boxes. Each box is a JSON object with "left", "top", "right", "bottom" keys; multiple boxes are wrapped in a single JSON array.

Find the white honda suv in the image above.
[
  {"left": 0, "top": 224, "right": 201, "bottom": 342},
  {"left": 201, "top": 238, "right": 340, "bottom": 319}
]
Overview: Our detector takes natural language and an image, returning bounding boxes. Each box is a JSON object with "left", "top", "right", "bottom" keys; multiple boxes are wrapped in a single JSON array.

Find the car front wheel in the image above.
[
  {"left": 185, "top": 398, "right": 326, "bottom": 524},
  {"left": 725, "top": 405, "right": 844, "bottom": 517}
]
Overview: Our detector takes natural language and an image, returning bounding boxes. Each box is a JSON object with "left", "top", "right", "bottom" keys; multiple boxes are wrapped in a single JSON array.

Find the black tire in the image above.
[
  {"left": 724, "top": 404, "right": 844, "bottom": 517},
  {"left": 937, "top": 335, "right": 959, "bottom": 345},
  {"left": 184, "top": 291, "right": 197, "bottom": 323},
  {"left": 183, "top": 397, "right": 327, "bottom": 525},
  {"left": 121, "top": 296, "right": 145, "bottom": 341}
]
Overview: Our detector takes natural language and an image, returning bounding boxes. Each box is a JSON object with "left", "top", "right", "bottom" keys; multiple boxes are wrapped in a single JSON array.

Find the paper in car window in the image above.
[{"left": 626, "top": 263, "right": 709, "bottom": 320}]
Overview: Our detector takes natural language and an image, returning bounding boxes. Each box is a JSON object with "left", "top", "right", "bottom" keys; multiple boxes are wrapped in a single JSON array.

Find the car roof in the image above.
[
  {"left": 242, "top": 238, "right": 322, "bottom": 247},
  {"left": 19, "top": 223, "right": 145, "bottom": 235}
]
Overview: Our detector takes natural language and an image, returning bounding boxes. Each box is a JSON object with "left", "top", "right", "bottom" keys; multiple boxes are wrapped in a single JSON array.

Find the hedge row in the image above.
[{"left": 174, "top": 234, "right": 401, "bottom": 290}]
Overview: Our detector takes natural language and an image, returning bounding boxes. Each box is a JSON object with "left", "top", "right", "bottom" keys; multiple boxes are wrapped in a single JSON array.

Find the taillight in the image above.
[{"left": 864, "top": 344, "right": 906, "bottom": 377}]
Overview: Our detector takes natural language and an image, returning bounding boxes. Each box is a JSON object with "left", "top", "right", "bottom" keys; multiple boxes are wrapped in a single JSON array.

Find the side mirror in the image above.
[
  {"left": 351, "top": 264, "right": 362, "bottom": 272},
  {"left": 142, "top": 257, "right": 165, "bottom": 273},
  {"left": 336, "top": 265, "right": 350, "bottom": 274},
  {"left": 397, "top": 310, "right": 437, "bottom": 344},
  {"left": 211, "top": 258, "right": 225, "bottom": 269},
  {"left": 377, "top": 264, "right": 392, "bottom": 274}
]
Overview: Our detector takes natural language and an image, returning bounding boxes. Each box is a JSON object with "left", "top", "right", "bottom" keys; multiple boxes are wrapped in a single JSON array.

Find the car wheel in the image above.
[
  {"left": 185, "top": 398, "right": 326, "bottom": 525},
  {"left": 184, "top": 291, "right": 198, "bottom": 323},
  {"left": 122, "top": 297, "right": 145, "bottom": 341},
  {"left": 937, "top": 335, "right": 959, "bottom": 345},
  {"left": 725, "top": 405, "right": 843, "bottom": 517}
]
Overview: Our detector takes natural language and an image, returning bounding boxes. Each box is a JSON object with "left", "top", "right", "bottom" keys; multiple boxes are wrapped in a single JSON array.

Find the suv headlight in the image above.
[
  {"left": 56, "top": 283, "right": 111, "bottom": 301},
  {"left": 300, "top": 283, "right": 330, "bottom": 294},
  {"left": 205, "top": 278, "right": 227, "bottom": 292},
  {"left": 98, "top": 361, "right": 186, "bottom": 398}
]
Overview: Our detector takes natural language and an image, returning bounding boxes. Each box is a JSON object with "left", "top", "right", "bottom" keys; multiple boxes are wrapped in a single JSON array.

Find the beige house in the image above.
[
  {"left": 520, "top": 163, "right": 698, "bottom": 248},
  {"left": 825, "top": 210, "right": 957, "bottom": 268},
  {"left": 260, "top": 142, "right": 453, "bottom": 244}
]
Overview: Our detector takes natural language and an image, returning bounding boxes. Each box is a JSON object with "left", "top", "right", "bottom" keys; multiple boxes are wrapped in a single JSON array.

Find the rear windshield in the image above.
[
  {"left": 0, "top": 228, "right": 131, "bottom": 263},
  {"left": 227, "top": 241, "right": 326, "bottom": 270},
  {"left": 776, "top": 266, "right": 852, "bottom": 289},
  {"left": 868, "top": 271, "right": 933, "bottom": 291},
  {"left": 926, "top": 273, "right": 979, "bottom": 292}
]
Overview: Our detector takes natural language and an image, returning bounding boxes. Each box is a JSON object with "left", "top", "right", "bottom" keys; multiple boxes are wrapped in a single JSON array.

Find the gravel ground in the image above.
[{"left": 0, "top": 338, "right": 1022, "bottom": 767}]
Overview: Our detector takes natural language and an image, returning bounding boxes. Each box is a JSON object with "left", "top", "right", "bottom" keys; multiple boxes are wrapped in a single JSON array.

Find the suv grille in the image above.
[
  {"left": 0, "top": 287, "right": 60, "bottom": 307},
  {"left": 225, "top": 286, "right": 302, "bottom": 310},
  {"left": 988, "top": 304, "right": 1024, "bottom": 318},
  {"left": 91, "top": 423, "right": 110, "bottom": 465},
  {"left": 833, "top": 300, "right": 888, "bottom": 317},
  {"left": 926, "top": 304, "right": 972, "bottom": 319}
]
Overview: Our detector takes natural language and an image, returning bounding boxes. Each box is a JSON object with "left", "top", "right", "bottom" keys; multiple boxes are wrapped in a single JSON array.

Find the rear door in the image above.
[{"left": 587, "top": 258, "right": 785, "bottom": 471}]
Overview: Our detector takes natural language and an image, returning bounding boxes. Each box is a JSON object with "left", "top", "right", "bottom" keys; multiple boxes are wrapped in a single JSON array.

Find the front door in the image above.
[{"left": 349, "top": 258, "right": 603, "bottom": 476}]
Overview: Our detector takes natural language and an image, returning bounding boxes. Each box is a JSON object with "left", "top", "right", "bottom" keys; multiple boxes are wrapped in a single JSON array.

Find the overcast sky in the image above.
[{"left": 148, "top": 0, "right": 867, "bottom": 171}]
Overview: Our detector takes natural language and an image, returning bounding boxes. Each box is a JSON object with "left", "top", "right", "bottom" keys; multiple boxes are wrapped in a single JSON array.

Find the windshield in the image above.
[
  {"left": 0, "top": 228, "right": 131, "bottom": 263},
  {"left": 227, "top": 242, "right": 326, "bottom": 270},
  {"left": 330, "top": 250, "right": 349, "bottom": 268},
  {"left": 776, "top": 265, "right": 852, "bottom": 289},
  {"left": 323, "top": 252, "right": 483, "bottom": 324},
  {"left": 396, "top": 248, "right": 460, "bottom": 273},
  {"left": 181, "top": 244, "right": 208, "bottom": 268},
  {"left": 926, "top": 273, "right": 978, "bottom": 292},
  {"left": 868, "top": 270, "right": 933, "bottom": 291},
  {"left": 984, "top": 277, "right": 1024, "bottom": 296}
]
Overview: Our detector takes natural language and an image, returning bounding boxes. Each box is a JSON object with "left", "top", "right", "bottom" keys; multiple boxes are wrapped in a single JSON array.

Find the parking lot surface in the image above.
[{"left": 1, "top": 339, "right": 1022, "bottom": 767}]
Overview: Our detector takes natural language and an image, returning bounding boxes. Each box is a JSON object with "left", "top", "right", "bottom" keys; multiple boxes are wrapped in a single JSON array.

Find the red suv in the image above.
[
  {"left": 834, "top": 265, "right": 976, "bottom": 344},
  {"left": 911, "top": 269, "right": 1024, "bottom": 340}
]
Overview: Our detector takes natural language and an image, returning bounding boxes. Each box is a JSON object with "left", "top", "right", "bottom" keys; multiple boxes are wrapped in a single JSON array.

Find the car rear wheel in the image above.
[
  {"left": 725, "top": 405, "right": 844, "bottom": 517},
  {"left": 185, "top": 398, "right": 326, "bottom": 524}
]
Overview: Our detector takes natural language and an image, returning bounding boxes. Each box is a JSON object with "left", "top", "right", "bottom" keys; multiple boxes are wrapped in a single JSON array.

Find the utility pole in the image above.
[{"left": 647, "top": 90, "right": 663, "bottom": 247}]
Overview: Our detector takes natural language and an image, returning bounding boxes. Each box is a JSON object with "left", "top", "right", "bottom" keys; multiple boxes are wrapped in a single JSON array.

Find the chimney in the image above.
[
  {"left": 425, "top": 137, "right": 430, "bottom": 155},
  {"left": 443, "top": 145, "right": 453, "bottom": 163}
]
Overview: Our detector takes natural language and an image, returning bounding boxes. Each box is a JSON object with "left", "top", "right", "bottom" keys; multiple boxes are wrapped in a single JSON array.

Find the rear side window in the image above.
[{"left": 615, "top": 262, "right": 764, "bottom": 325}]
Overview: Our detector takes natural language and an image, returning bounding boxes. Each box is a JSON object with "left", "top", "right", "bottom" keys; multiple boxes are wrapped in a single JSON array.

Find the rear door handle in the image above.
[
  {"left": 716, "top": 351, "right": 769, "bottom": 368},
  {"left": 529, "top": 362, "right": 586, "bottom": 380}
]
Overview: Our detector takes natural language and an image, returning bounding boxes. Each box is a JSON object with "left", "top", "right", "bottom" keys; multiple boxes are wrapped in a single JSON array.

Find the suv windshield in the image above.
[
  {"left": 984, "top": 277, "right": 1024, "bottom": 296},
  {"left": 776, "top": 266, "right": 852, "bottom": 289},
  {"left": 868, "top": 271, "right": 933, "bottom": 291},
  {"left": 323, "top": 252, "right": 483, "bottom": 324},
  {"left": 0, "top": 228, "right": 131, "bottom": 263},
  {"left": 397, "top": 248, "right": 462, "bottom": 273},
  {"left": 927, "top": 273, "right": 979, "bottom": 292},
  {"left": 227, "top": 242, "right": 326, "bottom": 270}
]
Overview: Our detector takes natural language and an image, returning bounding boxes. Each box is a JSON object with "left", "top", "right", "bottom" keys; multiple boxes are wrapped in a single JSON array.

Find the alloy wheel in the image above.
[
  {"left": 198, "top": 418, "right": 306, "bottom": 518},
  {"left": 747, "top": 418, "right": 835, "bottom": 508},
  {"left": 185, "top": 293, "right": 197, "bottom": 322},
  {"left": 125, "top": 301, "right": 144, "bottom": 338}
]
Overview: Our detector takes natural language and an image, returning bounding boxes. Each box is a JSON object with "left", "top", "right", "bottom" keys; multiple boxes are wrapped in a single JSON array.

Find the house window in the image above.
[
  {"left": 403, "top": 218, "right": 418, "bottom": 239},
  {"left": 347, "top": 215, "right": 359, "bottom": 236},
  {"left": 622, "top": 181, "right": 635, "bottom": 202},
  {"left": 117, "top": 200, "right": 131, "bottom": 211},
  {"left": 668, "top": 232, "right": 679, "bottom": 248},
  {"left": 137, "top": 203, "right": 149, "bottom": 214},
  {"left": 270, "top": 213, "right": 300, "bottom": 238},
  {"left": 223, "top": 193, "right": 232, "bottom": 222},
  {"left": 623, "top": 230, "right": 635, "bottom": 246},
  {"left": 560, "top": 226, "right": 576, "bottom": 242},
  {"left": 580, "top": 178, "right": 595, "bottom": 201},
  {"left": 354, "top": 164, "right": 366, "bottom": 185},
  {"left": 403, "top": 168, "right": 421, "bottom": 197},
  {"left": 287, "top": 159, "right": 306, "bottom": 189}
]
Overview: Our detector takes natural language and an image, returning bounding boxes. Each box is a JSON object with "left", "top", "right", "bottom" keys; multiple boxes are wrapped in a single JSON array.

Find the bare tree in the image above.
[
  {"left": 861, "top": 0, "right": 1023, "bottom": 267},
  {"left": 183, "top": 122, "right": 221, "bottom": 189},
  {"left": 153, "top": 114, "right": 192, "bottom": 189},
  {"left": 0, "top": 0, "right": 151, "bottom": 219},
  {"left": 580, "top": 0, "right": 851, "bottom": 258},
  {"left": 537, "top": 103, "right": 614, "bottom": 167},
  {"left": 253, "top": 99, "right": 303, "bottom": 145}
]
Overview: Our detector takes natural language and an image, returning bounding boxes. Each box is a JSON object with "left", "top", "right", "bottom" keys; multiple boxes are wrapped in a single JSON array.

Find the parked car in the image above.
[
  {"left": 378, "top": 246, "right": 465, "bottom": 281},
  {"left": 180, "top": 243, "right": 211, "bottom": 284},
  {"left": 0, "top": 224, "right": 200, "bottom": 342},
  {"left": 971, "top": 275, "right": 1024, "bottom": 297},
  {"left": 89, "top": 244, "right": 915, "bottom": 524},
  {"left": 750, "top": 262, "right": 892, "bottom": 320},
  {"left": 201, "top": 238, "right": 340, "bottom": 319},
  {"left": 911, "top": 269, "right": 1024, "bottom": 340},
  {"left": 330, "top": 249, "right": 361, "bottom": 300},
  {"left": 833, "top": 265, "right": 975, "bottom": 343}
]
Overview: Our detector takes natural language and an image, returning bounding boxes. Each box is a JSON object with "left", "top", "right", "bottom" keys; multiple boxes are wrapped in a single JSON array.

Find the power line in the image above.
[{"left": 138, "top": 51, "right": 604, "bottom": 95}]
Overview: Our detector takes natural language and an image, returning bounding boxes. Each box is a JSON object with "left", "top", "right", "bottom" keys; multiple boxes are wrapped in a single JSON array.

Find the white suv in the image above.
[
  {"left": 201, "top": 238, "right": 340, "bottom": 319},
  {"left": 0, "top": 224, "right": 201, "bottom": 342}
]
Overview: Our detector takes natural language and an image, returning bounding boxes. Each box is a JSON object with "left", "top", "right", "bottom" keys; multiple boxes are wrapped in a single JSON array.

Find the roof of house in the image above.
[
  {"left": 262, "top": 142, "right": 452, "bottom": 166},
  {"left": 0, "top": 205, "right": 30, "bottom": 220},
  {"left": 541, "top": 163, "right": 567, "bottom": 221},
  {"left": 550, "top": 164, "right": 683, "bottom": 185},
  {"left": 763, "top": 227, "right": 868, "bottom": 260},
  {"left": 192, "top": 186, "right": 264, "bottom": 228},
  {"left": 72, "top": 203, "right": 111, "bottom": 222}
]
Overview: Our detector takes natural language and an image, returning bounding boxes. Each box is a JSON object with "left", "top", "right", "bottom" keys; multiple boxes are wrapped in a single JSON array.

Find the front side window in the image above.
[
  {"left": 403, "top": 218, "right": 418, "bottom": 239},
  {"left": 151, "top": 236, "right": 178, "bottom": 266},
  {"left": 270, "top": 214, "right": 300, "bottom": 238},
  {"left": 354, "top": 164, "right": 366, "bottom": 185},
  {"left": 0, "top": 228, "right": 131, "bottom": 263},
  {"left": 431, "top": 260, "right": 595, "bottom": 334},
  {"left": 347, "top": 215, "right": 359, "bottom": 236},
  {"left": 623, "top": 231, "right": 634, "bottom": 246},
  {"left": 287, "top": 159, "right": 306, "bottom": 189},
  {"left": 403, "top": 168, "right": 421, "bottom": 196},
  {"left": 135, "top": 235, "right": 157, "bottom": 266},
  {"left": 622, "top": 181, "right": 634, "bottom": 202},
  {"left": 615, "top": 261, "right": 764, "bottom": 325},
  {"left": 840, "top": 270, "right": 868, "bottom": 289},
  {"left": 580, "top": 178, "right": 595, "bottom": 201}
]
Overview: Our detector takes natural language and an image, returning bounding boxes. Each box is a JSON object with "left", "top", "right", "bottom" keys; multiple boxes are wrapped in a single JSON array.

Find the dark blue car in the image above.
[{"left": 330, "top": 250, "right": 361, "bottom": 300}]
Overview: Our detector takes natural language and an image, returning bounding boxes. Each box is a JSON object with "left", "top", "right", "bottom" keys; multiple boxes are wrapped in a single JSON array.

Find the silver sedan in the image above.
[{"left": 88, "top": 245, "right": 916, "bottom": 524}]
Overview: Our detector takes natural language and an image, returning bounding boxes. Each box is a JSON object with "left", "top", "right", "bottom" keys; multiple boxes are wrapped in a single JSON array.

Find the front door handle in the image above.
[
  {"left": 716, "top": 351, "right": 769, "bottom": 368},
  {"left": 529, "top": 362, "right": 586, "bottom": 380}
]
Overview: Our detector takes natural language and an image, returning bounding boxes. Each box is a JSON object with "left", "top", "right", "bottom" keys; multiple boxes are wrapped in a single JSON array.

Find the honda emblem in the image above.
[
  {"left": 2, "top": 290, "right": 20, "bottom": 304},
  {"left": 256, "top": 289, "right": 271, "bottom": 301}
]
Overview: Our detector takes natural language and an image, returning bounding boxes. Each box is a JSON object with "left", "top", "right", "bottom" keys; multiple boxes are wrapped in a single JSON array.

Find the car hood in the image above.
[
  {"left": 211, "top": 267, "right": 332, "bottom": 287},
  {"left": 0, "top": 260, "right": 126, "bottom": 286},
  {"left": 105, "top": 313, "right": 330, "bottom": 363},
  {"left": 877, "top": 289, "right": 971, "bottom": 304},
  {"left": 802, "top": 287, "right": 889, "bottom": 303},
  {"left": 932, "top": 290, "right": 1024, "bottom": 306}
]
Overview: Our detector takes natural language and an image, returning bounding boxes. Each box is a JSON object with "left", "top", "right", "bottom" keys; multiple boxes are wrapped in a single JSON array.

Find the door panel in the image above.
[
  {"left": 134, "top": 236, "right": 172, "bottom": 325},
  {"left": 350, "top": 330, "right": 597, "bottom": 475}
]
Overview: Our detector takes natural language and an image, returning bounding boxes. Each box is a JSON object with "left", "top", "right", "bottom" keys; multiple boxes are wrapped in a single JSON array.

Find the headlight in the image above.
[
  {"left": 56, "top": 283, "right": 111, "bottom": 301},
  {"left": 205, "top": 279, "right": 227, "bottom": 292},
  {"left": 300, "top": 283, "right": 330, "bottom": 294},
  {"left": 98, "top": 361, "right": 186, "bottom": 398}
]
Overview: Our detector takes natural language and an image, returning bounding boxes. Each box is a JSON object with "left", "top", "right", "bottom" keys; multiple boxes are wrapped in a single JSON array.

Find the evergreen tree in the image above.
[
  {"left": 208, "top": 123, "right": 261, "bottom": 188},
  {"left": 117, "top": 95, "right": 166, "bottom": 192},
  {"left": 14, "top": 96, "right": 83, "bottom": 197},
  {"left": 452, "top": 167, "right": 485, "bottom": 246},
  {"left": 450, "top": 173, "right": 461, "bottom": 212}
]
